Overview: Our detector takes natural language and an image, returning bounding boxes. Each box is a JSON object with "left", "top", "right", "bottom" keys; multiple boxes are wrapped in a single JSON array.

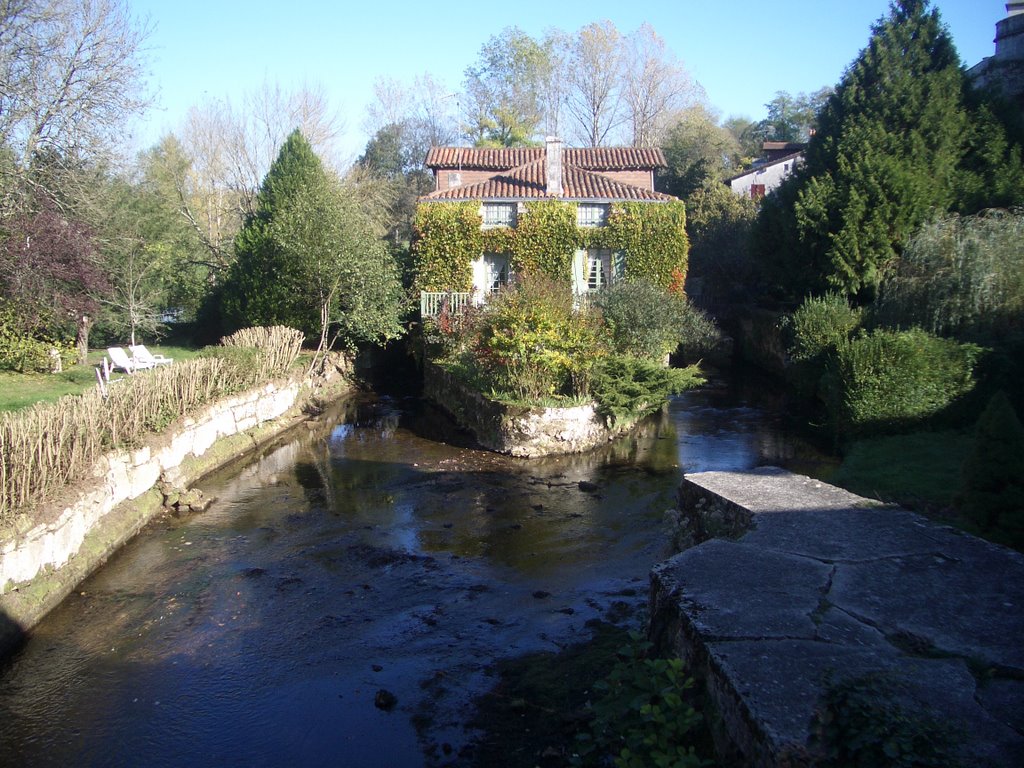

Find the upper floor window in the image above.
[
  {"left": 482, "top": 203, "right": 516, "bottom": 228},
  {"left": 577, "top": 203, "right": 609, "bottom": 228}
]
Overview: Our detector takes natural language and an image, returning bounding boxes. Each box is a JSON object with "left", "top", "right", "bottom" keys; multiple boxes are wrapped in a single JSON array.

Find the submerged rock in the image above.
[{"left": 374, "top": 689, "right": 397, "bottom": 711}]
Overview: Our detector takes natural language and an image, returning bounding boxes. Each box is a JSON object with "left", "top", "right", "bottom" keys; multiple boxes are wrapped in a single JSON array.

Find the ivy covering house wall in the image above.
[
  {"left": 411, "top": 201, "right": 482, "bottom": 292},
  {"left": 411, "top": 199, "right": 689, "bottom": 292}
]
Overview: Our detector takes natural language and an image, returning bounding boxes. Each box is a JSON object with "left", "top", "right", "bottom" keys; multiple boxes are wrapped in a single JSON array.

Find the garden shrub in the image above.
[
  {"left": 573, "top": 633, "right": 707, "bottom": 768},
  {"left": 787, "top": 292, "right": 863, "bottom": 362},
  {"left": 957, "top": 391, "right": 1024, "bottom": 544},
  {"left": 826, "top": 328, "right": 982, "bottom": 435},
  {"left": 591, "top": 355, "right": 704, "bottom": 427},
  {"left": 675, "top": 301, "right": 723, "bottom": 363},
  {"left": 0, "top": 301, "right": 76, "bottom": 372},
  {"left": 593, "top": 280, "right": 721, "bottom": 362},
  {"left": 469, "top": 273, "right": 605, "bottom": 401}
]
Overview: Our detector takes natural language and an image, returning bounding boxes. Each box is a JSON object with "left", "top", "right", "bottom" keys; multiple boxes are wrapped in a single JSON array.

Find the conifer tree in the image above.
[
  {"left": 223, "top": 130, "right": 325, "bottom": 332},
  {"left": 220, "top": 130, "right": 404, "bottom": 348},
  {"left": 958, "top": 391, "right": 1024, "bottom": 543},
  {"left": 755, "top": 0, "right": 1024, "bottom": 301}
]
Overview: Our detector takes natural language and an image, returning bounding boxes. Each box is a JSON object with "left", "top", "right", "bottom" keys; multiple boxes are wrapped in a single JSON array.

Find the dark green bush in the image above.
[
  {"left": 573, "top": 634, "right": 707, "bottom": 768},
  {"left": 957, "top": 391, "right": 1024, "bottom": 544},
  {"left": 826, "top": 328, "right": 982, "bottom": 435},
  {"left": 787, "top": 292, "right": 862, "bottom": 362},
  {"left": 814, "top": 674, "right": 961, "bottom": 767},
  {"left": 594, "top": 280, "right": 721, "bottom": 362},
  {"left": 591, "top": 355, "right": 704, "bottom": 427}
]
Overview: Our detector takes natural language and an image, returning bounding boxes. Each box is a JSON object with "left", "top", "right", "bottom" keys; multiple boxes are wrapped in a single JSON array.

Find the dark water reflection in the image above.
[{"left": 0, "top": 370, "right": 834, "bottom": 767}]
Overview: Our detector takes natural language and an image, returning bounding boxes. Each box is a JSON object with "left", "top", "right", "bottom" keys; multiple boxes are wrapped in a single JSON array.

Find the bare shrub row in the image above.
[{"left": 0, "top": 327, "right": 304, "bottom": 526}]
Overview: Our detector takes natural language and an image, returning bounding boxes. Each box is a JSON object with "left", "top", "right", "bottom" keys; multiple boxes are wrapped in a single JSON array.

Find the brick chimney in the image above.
[{"left": 545, "top": 136, "right": 563, "bottom": 196}]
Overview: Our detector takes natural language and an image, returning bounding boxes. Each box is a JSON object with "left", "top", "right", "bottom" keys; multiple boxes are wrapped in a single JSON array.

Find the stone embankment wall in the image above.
[
  {"left": 0, "top": 367, "right": 350, "bottom": 654},
  {"left": 423, "top": 362, "right": 637, "bottom": 458},
  {"left": 650, "top": 467, "right": 1024, "bottom": 767}
]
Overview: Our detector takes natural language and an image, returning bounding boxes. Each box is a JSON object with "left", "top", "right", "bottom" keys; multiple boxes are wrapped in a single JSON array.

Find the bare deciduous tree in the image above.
[
  {"left": 364, "top": 72, "right": 460, "bottom": 163},
  {"left": 159, "top": 80, "right": 346, "bottom": 276},
  {"left": 537, "top": 29, "right": 569, "bottom": 140},
  {"left": 564, "top": 20, "right": 625, "bottom": 147},
  {"left": 622, "top": 24, "right": 704, "bottom": 148},
  {"left": 0, "top": 0, "right": 152, "bottom": 207}
]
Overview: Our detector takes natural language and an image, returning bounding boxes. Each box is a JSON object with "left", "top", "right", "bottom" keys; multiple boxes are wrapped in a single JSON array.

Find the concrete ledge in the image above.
[{"left": 651, "top": 467, "right": 1024, "bottom": 767}]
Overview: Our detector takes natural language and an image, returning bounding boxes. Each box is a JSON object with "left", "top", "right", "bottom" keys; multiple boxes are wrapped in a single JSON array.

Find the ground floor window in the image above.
[
  {"left": 485, "top": 253, "right": 510, "bottom": 292},
  {"left": 472, "top": 252, "right": 511, "bottom": 302},
  {"left": 573, "top": 249, "right": 624, "bottom": 294}
]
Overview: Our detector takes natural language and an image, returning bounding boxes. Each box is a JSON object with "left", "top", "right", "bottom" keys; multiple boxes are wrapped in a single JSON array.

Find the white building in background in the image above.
[{"left": 727, "top": 144, "right": 804, "bottom": 200}]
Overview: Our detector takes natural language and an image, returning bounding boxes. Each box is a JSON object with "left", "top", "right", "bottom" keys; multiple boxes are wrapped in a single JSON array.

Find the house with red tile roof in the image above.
[{"left": 417, "top": 138, "right": 681, "bottom": 311}]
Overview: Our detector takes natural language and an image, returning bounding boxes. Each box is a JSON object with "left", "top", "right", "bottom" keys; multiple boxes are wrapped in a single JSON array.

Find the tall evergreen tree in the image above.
[
  {"left": 755, "top": 0, "right": 1024, "bottom": 301},
  {"left": 220, "top": 129, "right": 405, "bottom": 349}
]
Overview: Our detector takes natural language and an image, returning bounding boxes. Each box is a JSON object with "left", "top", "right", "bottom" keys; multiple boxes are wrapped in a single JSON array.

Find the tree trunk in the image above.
[{"left": 76, "top": 313, "right": 93, "bottom": 366}]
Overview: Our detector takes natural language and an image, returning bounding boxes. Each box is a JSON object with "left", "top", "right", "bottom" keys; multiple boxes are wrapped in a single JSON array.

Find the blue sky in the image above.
[{"left": 127, "top": 0, "right": 1006, "bottom": 165}]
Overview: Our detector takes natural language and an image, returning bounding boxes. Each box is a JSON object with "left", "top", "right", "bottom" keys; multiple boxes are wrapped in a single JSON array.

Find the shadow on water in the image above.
[
  {"left": 0, "top": 370, "right": 836, "bottom": 767},
  {"left": 0, "top": 608, "right": 26, "bottom": 660}
]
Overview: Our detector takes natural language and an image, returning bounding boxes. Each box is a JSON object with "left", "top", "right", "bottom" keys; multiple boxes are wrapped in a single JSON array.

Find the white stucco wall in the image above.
[{"left": 729, "top": 156, "right": 802, "bottom": 198}]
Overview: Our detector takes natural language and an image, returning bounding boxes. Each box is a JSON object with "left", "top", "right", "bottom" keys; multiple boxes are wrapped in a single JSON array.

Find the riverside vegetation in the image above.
[
  {"left": 423, "top": 273, "right": 718, "bottom": 428},
  {"left": 0, "top": 326, "right": 304, "bottom": 528},
  {"left": 777, "top": 208, "right": 1024, "bottom": 549}
]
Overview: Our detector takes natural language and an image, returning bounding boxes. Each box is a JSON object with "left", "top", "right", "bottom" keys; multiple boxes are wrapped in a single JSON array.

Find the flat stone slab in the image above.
[{"left": 651, "top": 467, "right": 1024, "bottom": 767}]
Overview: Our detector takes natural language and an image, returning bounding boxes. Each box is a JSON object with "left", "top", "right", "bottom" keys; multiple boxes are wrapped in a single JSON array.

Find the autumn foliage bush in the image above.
[{"left": 469, "top": 273, "right": 604, "bottom": 401}]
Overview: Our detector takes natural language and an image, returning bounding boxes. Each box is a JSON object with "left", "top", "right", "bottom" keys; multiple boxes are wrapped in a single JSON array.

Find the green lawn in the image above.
[
  {"left": 831, "top": 430, "right": 973, "bottom": 511},
  {"left": 0, "top": 345, "right": 202, "bottom": 413}
]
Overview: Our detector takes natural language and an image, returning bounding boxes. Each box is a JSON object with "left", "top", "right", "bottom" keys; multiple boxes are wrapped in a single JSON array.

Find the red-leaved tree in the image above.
[{"left": 0, "top": 199, "right": 109, "bottom": 364}]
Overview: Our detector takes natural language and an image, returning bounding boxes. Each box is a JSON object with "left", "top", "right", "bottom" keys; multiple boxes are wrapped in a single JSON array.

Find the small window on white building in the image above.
[
  {"left": 577, "top": 203, "right": 609, "bottom": 228},
  {"left": 482, "top": 203, "right": 516, "bottom": 228}
]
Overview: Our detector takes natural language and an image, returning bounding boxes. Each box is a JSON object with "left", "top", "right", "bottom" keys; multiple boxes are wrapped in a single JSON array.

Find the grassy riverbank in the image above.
[
  {"left": 831, "top": 430, "right": 972, "bottom": 511},
  {"left": 0, "top": 345, "right": 202, "bottom": 413}
]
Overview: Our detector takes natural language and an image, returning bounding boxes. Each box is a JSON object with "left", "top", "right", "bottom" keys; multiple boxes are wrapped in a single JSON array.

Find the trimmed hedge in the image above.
[
  {"left": 0, "top": 327, "right": 304, "bottom": 525},
  {"left": 827, "top": 328, "right": 982, "bottom": 435}
]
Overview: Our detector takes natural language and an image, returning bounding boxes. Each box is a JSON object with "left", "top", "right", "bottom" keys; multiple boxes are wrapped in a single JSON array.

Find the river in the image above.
[{"left": 0, "top": 370, "right": 834, "bottom": 767}]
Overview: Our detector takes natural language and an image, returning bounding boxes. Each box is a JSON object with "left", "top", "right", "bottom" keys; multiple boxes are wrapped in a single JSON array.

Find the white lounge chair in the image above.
[
  {"left": 107, "top": 346, "right": 154, "bottom": 374},
  {"left": 130, "top": 344, "right": 173, "bottom": 366}
]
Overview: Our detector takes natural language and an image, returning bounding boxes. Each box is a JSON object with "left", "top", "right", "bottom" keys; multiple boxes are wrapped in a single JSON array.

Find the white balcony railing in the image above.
[{"left": 420, "top": 291, "right": 474, "bottom": 319}]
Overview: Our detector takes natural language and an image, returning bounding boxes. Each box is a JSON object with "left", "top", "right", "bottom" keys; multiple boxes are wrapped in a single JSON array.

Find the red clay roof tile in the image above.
[
  {"left": 424, "top": 146, "right": 667, "bottom": 171},
  {"left": 420, "top": 158, "right": 675, "bottom": 202}
]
